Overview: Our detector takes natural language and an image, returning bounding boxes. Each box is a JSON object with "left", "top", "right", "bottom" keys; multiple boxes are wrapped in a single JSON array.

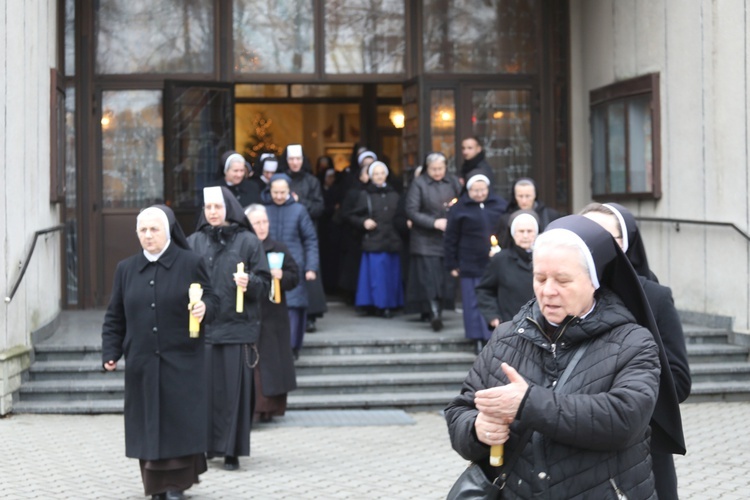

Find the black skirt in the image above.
[
  {"left": 205, "top": 344, "right": 254, "bottom": 457},
  {"left": 404, "top": 255, "right": 456, "bottom": 314},
  {"left": 139, "top": 454, "right": 207, "bottom": 495}
]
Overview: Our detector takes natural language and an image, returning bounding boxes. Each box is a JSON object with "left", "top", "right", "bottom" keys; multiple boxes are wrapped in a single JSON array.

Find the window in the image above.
[{"left": 590, "top": 73, "right": 661, "bottom": 199}]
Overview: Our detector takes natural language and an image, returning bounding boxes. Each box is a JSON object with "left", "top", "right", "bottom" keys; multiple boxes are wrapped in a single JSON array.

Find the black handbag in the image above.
[{"left": 446, "top": 340, "right": 592, "bottom": 500}]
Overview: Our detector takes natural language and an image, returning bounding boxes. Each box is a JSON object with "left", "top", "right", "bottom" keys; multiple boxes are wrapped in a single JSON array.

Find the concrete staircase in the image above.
[{"left": 12, "top": 312, "right": 477, "bottom": 414}]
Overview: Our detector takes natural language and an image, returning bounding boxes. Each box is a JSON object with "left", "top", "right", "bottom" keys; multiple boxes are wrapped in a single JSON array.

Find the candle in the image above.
[
  {"left": 188, "top": 283, "right": 203, "bottom": 338},
  {"left": 267, "top": 252, "right": 285, "bottom": 304},
  {"left": 490, "top": 445, "right": 503, "bottom": 467},
  {"left": 236, "top": 262, "right": 245, "bottom": 313},
  {"left": 490, "top": 235, "right": 501, "bottom": 257}
]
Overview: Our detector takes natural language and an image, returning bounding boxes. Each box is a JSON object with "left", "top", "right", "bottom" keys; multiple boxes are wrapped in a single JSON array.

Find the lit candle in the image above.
[
  {"left": 188, "top": 283, "right": 203, "bottom": 338},
  {"left": 490, "top": 235, "right": 501, "bottom": 257},
  {"left": 236, "top": 262, "right": 246, "bottom": 313}
]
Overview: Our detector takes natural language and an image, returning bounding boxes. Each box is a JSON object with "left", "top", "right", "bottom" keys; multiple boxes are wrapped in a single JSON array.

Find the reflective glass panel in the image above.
[
  {"left": 65, "top": 86, "right": 77, "bottom": 304},
  {"left": 591, "top": 106, "right": 606, "bottom": 195},
  {"left": 95, "top": 0, "right": 214, "bottom": 74},
  {"left": 65, "top": 0, "right": 75, "bottom": 76},
  {"left": 325, "top": 0, "right": 405, "bottom": 74},
  {"left": 472, "top": 89, "right": 533, "bottom": 197},
  {"left": 234, "top": 0, "right": 315, "bottom": 74},
  {"left": 101, "top": 91, "right": 163, "bottom": 208},
  {"left": 628, "top": 95, "right": 652, "bottom": 193},
  {"left": 235, "top": 84, "right": 289, "bottom": 98},
  {"left": 607, "top": 100, "right": 626, "bottom": 193},
  {"left": 430, "top": 89, "right": 456, "bottom": 172},
  {"left": 290, "top": 84, "right": 363, "bottom": 98},
  {"left": 378, "top": 84, "right": 403, "bottom": 97},
  {"left": 423, "top": 0, "right": 537, "bottom": 74}
]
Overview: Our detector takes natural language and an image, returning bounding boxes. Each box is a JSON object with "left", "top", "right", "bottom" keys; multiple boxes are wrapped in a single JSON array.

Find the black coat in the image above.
[
  {"left": 257, "top": 238, "right": 299, "bottom": 397},
  {"left": 336, "top": 182, "right": 367, "bottom": 292},
  {"left": 475, "top": 246, "right": 534, "bottom": 325},
  {"left": 496, "top": 200, "right": 562, "bottom": 249},
  {"left": 640, "top": 276, "right": 691, "bottom": 403},
  {"left": 459, "top": 151, "right": 496, "bottom": 187},
  {"left": 187, "top": 224, "right": 271, "bottom": 344},
  {"left": 348, "top": 183, "right": 402, "bottom": 253},
  {"left": 446, "top": 289, "right": 659, "bottom": 499},
  {"left": 101, "top": 243, "right": 219, "bottom": 460},
  {"left": 207, "top": 177, "right": 261, "bottom": 208},
  {"left": 404, "top": 173, "right": 462, "bottom": 256},
  {"left": 443, "top": 192, "right": 506, "bottom": 278},
  {"left": 288, "top": 170, "right": 324, "bottom": 220}
]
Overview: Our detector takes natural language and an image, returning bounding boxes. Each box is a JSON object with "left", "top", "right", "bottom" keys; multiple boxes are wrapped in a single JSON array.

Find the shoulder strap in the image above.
[{"left": 495, "top": 339, "right": 593, "bottom": 487}]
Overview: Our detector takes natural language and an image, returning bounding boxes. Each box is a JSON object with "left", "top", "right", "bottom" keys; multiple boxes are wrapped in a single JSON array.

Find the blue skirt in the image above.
[
  {"left": 355, "top": 252, "right": 404, "bottom": 309},
  {"left": 461, "top": 276, "right": 492, "bottom": 340}
]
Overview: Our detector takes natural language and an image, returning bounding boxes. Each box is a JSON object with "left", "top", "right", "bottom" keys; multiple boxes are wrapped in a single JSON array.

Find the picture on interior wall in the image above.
[{"left": 325, "top": 143, "right": 354, "bottom": 172}]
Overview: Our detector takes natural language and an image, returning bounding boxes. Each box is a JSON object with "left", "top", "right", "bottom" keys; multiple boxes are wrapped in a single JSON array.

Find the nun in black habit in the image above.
[
  {"left": 102, "top": 205, "right": 219, "bottom": 500},
  {"left": 446, "top": 215, "right": 685, "bottom": 498},
  {"left": 187, "top": 186, "right": 271, "bottom": 471}
]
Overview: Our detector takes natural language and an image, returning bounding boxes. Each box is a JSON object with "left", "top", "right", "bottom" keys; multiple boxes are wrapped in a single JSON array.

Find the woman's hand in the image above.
[
  {"left": 364, "top": 219, "right": 377, "bottom": 230},
  {"left": 450, "top": 269, "right": 459, "bottom": 278},
  {"left": 103, "top": 360, "right": 117, "bottom": 372},
  {"left": 490, "top": 318, "right": 500, "bottom": 328},
  {"left": 191, "top": 300, "right": 206, "bottom": 321},
  {"left": 270, "top": 268, "right": 283, "bottom": 280},
  {"left": 233, "top": 272, "right": 249, "bottom": 289},
  {"left": 433, "top": 218, "right": 447, "bottom": 231},
  {"left": 475, "top": 412, "right": 510, "bottom": 446},
  {"left": 474, "top": 363, "right": 529, "bottom": 422},
  {"left": 305, "top": 270, "right": 317, "bottom": 281}
]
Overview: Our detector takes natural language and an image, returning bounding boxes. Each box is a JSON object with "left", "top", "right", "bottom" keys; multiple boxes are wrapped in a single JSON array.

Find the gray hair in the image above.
[
  {"left": 425, "top": 152, "right": 447, "bottom": 168},
  {"left": 533, "top": 228, "right": 598, "bottom": 288},
  {"left": 244, "top": 203, "right": 267, "bottom": 216}
]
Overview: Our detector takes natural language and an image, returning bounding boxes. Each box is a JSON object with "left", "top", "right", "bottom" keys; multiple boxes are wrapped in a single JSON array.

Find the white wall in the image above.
[
  {"left": 570, "top": 0, "right": 750, "bottom": 330},
  {"left": 1, "top": 0, "right": 62, "bottom": 412}
]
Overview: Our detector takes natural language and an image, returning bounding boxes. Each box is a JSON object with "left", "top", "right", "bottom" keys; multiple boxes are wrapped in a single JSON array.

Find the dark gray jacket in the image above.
[
  {"left": 446, "top": 289, "right": 659, "bottom": 499},
  {"left": 404, "top": 173, "right": 461, "bottom": 256}
]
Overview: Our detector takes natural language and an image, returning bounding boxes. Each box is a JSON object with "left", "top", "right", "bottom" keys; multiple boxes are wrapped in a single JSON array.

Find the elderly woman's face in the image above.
[
  {"left": 247, "top": 211, "right": 269, "bottom": 241},
  {"left": 270, "top": 180, "right": 290, "bottom": 205},
  {"left": 137, "top": 215, "right": 168, "bottom": 255},
  {"left": 204, "top": 201, "right": 227, "bottom": 227},
  {"left": 370, "top": 165, "right": 388, "bottom": 186},
  {"left": 426, "top": 160, "right": 446, "bottom": 181},
  {"left": 287, "top": 156, "right": 303, "bottom": 172},
  {"left": 533, "top": 246, "right": 596, "bottom": 324},
  {"left": 468, "top": 180, "right": 489, "bottom": 203},
  {"left": 584, "top": 212, "right": 624, "bottom": 250},
  {"left": 512, "top": 219, "right": 538, "bottom": 250},
  {"left": 225, "top": 160, "right": 247, "bottom": 185}
]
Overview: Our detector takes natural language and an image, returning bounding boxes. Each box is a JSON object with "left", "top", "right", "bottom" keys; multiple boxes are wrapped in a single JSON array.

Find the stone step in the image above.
[
  {"left": 295, "top": 371, "right": 466, "bottom": 395},
  {"left": 686, "top": 343, "right": 749, "bottom": 364},
  {"left": 18, "top": 379, "right": 124, "bottom": 402},
  {"left": 287, "top": 390, "right": 459, "bottom": 411},
  {"left": 26, "top": 360, "right": 125, "bottom": 381},
  {"left": 293, "top": 352, "right": 477, "bottom": 375},
  {"left": 33, "top": 344, "right": 104, "bottom": 362},
  {"left": 12, "top": 399, "right": 124, "bottom": 414},
  {"left": 686, "top": 381, "right": 750, "bottom": 403},
  {"left": 682, "top": 325, "right": 730, "bottom": 345},
  {"left": 689, "top": 362, "right": 750, "bottom": 383}
]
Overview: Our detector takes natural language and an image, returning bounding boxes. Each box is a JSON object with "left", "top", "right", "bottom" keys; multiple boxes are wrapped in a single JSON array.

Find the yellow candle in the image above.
[
  {"left": 272, "top": 277, "right": 282, "bottom": 304},
  {"left": 188, "top": 283, "right": 203, "bottom": 338},
  {"left": 236, "top": 262, "right": 245, "bottom": 313},
  {"left": 490, "top": 444, "right": 503, "bottom": 467},
  {"left": 490, "top": 235, "right": 498, "bottom": 247}
]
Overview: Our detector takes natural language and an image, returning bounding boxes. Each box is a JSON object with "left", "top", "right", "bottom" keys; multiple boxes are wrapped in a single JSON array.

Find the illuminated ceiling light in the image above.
[
  {"left": 440, "top": 110, "right": 453, "bottom": 122},
  {"left": 389, "top": 108, "right": 405, "bottom": 129},
  {"left": 493, "top": 111, "right": 504, "bottom": 119}
]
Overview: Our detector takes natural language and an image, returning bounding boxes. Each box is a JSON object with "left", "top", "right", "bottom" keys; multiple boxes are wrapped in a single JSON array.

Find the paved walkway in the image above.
[
  {"left": 5, "top": 305, "right": 749, "bottom": 498},
  {"left": 0, "top": 402, "right": 748, "bottom": 498}
]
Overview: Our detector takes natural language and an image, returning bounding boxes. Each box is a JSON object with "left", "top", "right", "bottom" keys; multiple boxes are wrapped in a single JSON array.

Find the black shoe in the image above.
[
  {"left": 292, "top": 349, "right": 299, "bottom": 360},
  {"left": 430, "top": 317, "right": 443, "bottom": 332},
  {"left": 165, "top": 492, "right": 184, "bottom": 500},
  {"left": 224, "top": 456, "right": 239, "bottom": 471},
  {"left": 306, "top": 319, "right": 317, "bottom": 333},
  {"left": 151, "top": 495, "right": 166, "bottom": 500},
  {"left": 429, "top": 300, "right": 443, "bottom": 331},
  {"left": 383, "top": 308, "right": 393, "bottom": 319}
]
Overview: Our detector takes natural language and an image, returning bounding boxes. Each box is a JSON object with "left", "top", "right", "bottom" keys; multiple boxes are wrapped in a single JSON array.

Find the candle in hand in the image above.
[
  {"left": 236, "top": 262, "right": 246, "bottom": 313},
  {"left": 267, "top": 252, "right": 285, "bottom": 304},
  {"left": 490, "top": 235, "right": 501, "bottom": 257},
  {"left": 188, "top": 283, "right": 203, "bottom": 338},
  {"left": 490, "top": 444, "right": 503, "bottom": 467}
]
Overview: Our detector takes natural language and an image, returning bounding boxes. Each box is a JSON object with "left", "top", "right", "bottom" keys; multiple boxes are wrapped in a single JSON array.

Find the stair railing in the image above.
[
  {"left": 4, "top": 225, "right": 65, "bottom": 304},
  {"left": 634, "top": 216, "right": 750, "bottom": 242}
]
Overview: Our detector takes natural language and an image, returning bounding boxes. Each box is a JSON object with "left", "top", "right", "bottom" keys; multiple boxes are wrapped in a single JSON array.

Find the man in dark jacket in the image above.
[{"left": 458, "top": 136, "right": 496, "bottom": 189}]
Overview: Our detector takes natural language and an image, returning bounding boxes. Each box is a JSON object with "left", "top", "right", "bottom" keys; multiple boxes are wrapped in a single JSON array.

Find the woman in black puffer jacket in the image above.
[{"left": 445, "top": 215, "right": 685, "bottom": 499}]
